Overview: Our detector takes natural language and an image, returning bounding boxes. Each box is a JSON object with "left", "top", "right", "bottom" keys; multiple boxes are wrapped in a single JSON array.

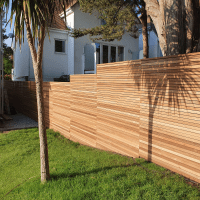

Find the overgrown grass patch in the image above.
[{"left": 0, "top": 128, "right": 200, "bottom": 200}]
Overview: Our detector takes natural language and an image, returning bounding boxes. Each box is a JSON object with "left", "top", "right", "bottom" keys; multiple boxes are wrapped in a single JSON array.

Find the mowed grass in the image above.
[{"left": 0, "top": 128, "right": 200, "bottom": 200}]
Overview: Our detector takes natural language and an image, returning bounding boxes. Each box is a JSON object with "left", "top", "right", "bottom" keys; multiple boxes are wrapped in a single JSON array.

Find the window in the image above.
[
  {"left": 95, "top": 43, "right": 124, "bottom": 64},
  {"left": 111, "top": 46, "right": 116, "bottom": 62},
  {"left": 55, "top": 39, "right": 65, "bottom": 53},
  {"left": 118, "top": 46, "right": 124, "bottom": 61},
  {"left": 95, "top": 43, "right": 100, "bottom": 64},
  {"left": 102, "top": 45, "right": 124, "bottom": 63},
  {"left": 103, "top": 45, "right": 108, "bottom": 63}
]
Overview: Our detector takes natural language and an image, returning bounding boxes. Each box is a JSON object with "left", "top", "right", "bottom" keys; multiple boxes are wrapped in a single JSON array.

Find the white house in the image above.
[{"left": 12, "top": 2, "right": 161, "bottom": 82}]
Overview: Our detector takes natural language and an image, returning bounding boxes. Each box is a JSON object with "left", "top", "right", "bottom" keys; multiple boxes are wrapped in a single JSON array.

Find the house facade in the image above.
[
  {"left": 12, "top": 2, "right": 140, "bottom": 81},
  {"left": 12, "top": 3, "right": 163, "bottom": 82}
]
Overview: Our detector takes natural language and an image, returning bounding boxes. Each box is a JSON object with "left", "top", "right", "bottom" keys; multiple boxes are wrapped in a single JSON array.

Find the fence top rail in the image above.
[{"left": 97, "top": 51, "right": 200, "bottom": 68}]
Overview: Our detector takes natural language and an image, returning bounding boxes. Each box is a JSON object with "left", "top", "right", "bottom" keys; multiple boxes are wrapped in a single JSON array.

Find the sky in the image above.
[{"left": 3, "top": 7, "right": 14, "bottom": 47}]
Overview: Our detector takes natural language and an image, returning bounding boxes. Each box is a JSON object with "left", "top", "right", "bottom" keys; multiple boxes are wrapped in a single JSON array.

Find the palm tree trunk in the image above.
[
  {"left": 24, "top": 12, "right": 50, "bottom": 183},
  {"left": 33, "top": 58, "right": 50, "bottom": 183}
]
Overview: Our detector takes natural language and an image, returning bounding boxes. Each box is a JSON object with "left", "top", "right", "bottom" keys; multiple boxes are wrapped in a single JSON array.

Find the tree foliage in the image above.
[
  {"left": 71, "top": 0, "right": 150, "bottom": 58},
  {"left": 3, "top": 57, "right": 12, "bottom": 74},
  {"left": 2, "top": 26, "right": 13, "bottom": 76}
]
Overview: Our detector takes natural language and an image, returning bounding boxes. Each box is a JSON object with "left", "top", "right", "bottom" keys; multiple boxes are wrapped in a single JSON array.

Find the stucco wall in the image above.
[
  {"left": 13, "top": 30, "right": 30, "bottom": 81},
  {"left": 14, "top": 29, "right": 68, "bottom": 82},
  {"left": 42, "top": 30, "right": 68, "bottom": 81}
]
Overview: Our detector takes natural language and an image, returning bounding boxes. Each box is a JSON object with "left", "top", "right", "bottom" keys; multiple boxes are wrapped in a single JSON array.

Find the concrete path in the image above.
[{"left": 0, "top": 112, "right": 38, "bottom": 132}]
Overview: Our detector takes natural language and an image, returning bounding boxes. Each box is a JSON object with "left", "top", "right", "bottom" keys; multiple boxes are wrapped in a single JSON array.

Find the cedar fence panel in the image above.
[
  {"left": 49, "top": 82, "right": 71, "bottom": 138},
  {"left": 96, "top": 61, "right": 140, "bottom": 158},
  {"left": 138, "top": 53, "right": 200, "bottom": 183},
  {"left": 70, "top": 75, "right": 97, "bottom": 147},
  {"left": 4, "top": 51, "right": 200, "bottom": 183}
]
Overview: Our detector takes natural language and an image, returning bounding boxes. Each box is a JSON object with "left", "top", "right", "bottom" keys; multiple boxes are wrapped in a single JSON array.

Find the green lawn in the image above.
[{"left": 0, "top": 128, "right": 200, "bottom": 200}]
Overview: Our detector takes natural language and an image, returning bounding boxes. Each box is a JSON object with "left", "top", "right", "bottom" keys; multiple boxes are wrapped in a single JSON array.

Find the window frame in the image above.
[
  {"left": 54, "top": 38, "right": 66, "bottom": 54},
  {"left": 96, "top": 42, "right": 125, "bottom": 64}
]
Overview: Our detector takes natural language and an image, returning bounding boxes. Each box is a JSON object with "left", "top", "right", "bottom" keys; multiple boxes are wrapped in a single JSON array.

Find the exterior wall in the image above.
[
  {"left": 13, "top": 29, "right": 68, "bottom": 82},
  {"left": 13, "top": 31, "right": 30, "bottom": 81},
  {"left": 66, "top": 10, "right": 75, "bottom": 75},
  {"left": 41, "top": 29, "right": 68, "bottom": 81},
  {"left": 72, "top": 3, "right": 139, "bottom": 74}
]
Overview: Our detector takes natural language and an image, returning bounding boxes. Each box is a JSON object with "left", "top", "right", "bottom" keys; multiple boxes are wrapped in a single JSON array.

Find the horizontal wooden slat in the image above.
[{"left": 4, "top": 51, "right": 200, "bottom": 184}]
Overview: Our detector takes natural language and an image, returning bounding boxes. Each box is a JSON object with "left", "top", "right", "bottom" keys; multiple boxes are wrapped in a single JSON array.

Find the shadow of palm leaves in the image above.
[{"left": 128, "top": 52, "right": 200, "bottom": 162}]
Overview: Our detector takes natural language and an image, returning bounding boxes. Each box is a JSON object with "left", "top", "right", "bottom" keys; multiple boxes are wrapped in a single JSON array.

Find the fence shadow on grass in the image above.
[
  {"left": 128, "top": 52, "right": 200, "bottom": 163},
  {"left": 50, "top": 163, "right": 141, "bottom": 181}
]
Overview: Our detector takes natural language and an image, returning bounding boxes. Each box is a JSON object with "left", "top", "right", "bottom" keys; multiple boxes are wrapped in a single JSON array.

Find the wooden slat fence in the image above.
[
  {"left": 97, "top": 60, "right": 140, "bottom": 158},
  {"left": 4, "top": 51, "right": 200, "bottom": 183}
]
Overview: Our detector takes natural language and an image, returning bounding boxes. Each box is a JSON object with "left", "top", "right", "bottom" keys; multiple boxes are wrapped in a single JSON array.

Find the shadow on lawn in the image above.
[{"left": 50, "top": 163, "right": 137, "bottom": 181}]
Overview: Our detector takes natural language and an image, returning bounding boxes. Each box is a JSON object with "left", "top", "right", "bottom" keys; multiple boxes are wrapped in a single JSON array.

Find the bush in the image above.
[
  {"left": 3, "top": 57, "right": 13, "bottom": 75},
  {"left": 4, "top": 74, "right": 12, "bottom": 80}
]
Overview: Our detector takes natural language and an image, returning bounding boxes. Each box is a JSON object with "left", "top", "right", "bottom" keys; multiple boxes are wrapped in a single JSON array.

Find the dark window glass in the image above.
[
  {"left": 101, "top": 19, "right": 106, "bottom": 25},
  {"left": 103, "top": 45, "right": 108, "bottom": 63},
  {"left": 111, "top": 46, "right": 116, "bottom": 62},
  {"left": 55, "top": 40, "right": 65, "bottom": 53},
  {"left": 95, "top": 43, "right": 100, "bottom": 64},
  {"left": 118, "top": 46, "right": 124, "bottom": 61}
]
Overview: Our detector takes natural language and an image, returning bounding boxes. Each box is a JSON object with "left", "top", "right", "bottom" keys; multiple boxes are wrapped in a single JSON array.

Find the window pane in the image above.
[
  {"left": 103, "top": 45, "right": 108, "bottom": 63},
  {"left": 101, "top": 19, "right": 106, "bottom": 25},
  {"left": 55, "top": 40, "right": 65, "bottom": 53},
  {"left": 118, "top": 46, "right": 124, "bottom": 61},
  {"left": 62, "top": 41, "right": 65, "bottom": 52},
  {"left": 95, "top": 43, "right": 100, "bottom": 64},
  {"left": 111, "top": 46, "right": 116, "bottom": 62}
]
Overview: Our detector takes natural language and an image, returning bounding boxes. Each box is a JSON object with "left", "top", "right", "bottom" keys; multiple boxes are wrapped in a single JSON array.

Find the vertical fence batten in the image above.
[{"left": 4, "top": 51, "right": 200, "bottom": 183}]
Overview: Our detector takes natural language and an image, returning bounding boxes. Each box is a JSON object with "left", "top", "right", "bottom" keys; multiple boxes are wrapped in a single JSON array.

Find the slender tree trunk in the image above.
[
  {"left": 24, "top": 11, "right": 50, "bottom": 183},
  {"left": 185, "top": 0, "right": 194, "bottom": 53},
  {"left": 143, "top": 0, "right": 167, "bottom": 56},
  {"left": 33, "top": 53, "right": 50, "bottom": 183},
  {"left": 140, "top": 1, "right": 149, "bottom": 58}
]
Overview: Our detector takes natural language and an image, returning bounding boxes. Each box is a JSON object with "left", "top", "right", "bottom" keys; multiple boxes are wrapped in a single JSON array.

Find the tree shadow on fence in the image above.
[{"left": 128, "top": 52, "right": 200, "bottom": 162}]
